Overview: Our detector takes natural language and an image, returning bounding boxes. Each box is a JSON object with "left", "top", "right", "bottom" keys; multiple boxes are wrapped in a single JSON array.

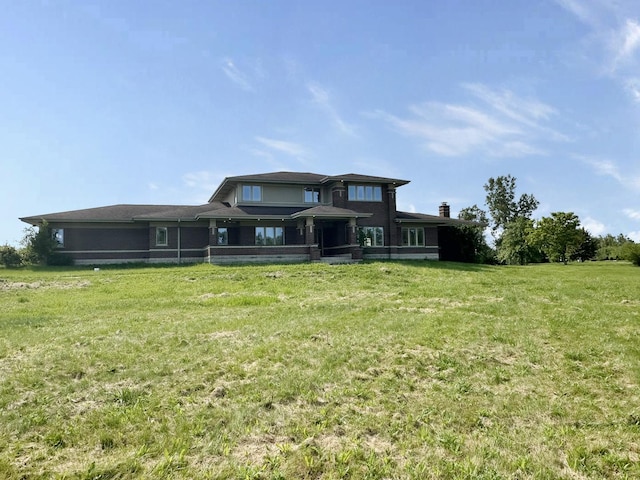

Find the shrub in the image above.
[
  {"left": 621, "top": 242, "right": 640, "bottom": 266},
  {"left": 0, "top": 245, "right": 22, "bottom": 268}
]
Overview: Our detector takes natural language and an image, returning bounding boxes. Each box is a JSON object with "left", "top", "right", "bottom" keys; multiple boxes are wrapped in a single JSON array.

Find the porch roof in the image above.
[
  {"left": 395, "top": 211, "right": 481, "bottom": 226},
  {"left": 290, "top": 205, "right": 372, "bottom": 219}
]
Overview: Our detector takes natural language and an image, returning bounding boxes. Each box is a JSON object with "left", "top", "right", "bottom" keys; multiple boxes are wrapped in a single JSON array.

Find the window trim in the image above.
[{"left": 156, "top": 227, "right": 168, "bottom": 246}]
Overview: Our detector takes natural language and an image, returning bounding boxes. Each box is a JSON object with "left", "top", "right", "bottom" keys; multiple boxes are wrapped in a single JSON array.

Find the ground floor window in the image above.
[
  {"left": 52, "top": 228, "right": 64, "bottom": 247},
  {"left": 217, "top": 227, "right": 228, "bottom": 245},
  {"left": 402, "top": 227, "right": 425, "bottom": 246},
  {"left": 255, "top": 226, "right": 284, "bottom": 246},
  {"left": 156, "top": 227, "right": 168, "bottom": 246},
  {"left": 358, "top": 226, "right": 384, "bottom": 247}
]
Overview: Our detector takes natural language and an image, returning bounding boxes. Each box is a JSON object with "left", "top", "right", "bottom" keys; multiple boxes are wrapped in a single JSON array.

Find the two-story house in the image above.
[{"left": 20, "top": 171, "right": 476, "bottom": 265}]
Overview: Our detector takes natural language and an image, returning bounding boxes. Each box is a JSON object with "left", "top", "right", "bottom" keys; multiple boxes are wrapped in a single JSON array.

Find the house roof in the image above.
[
  {"left": 20, "top": 204, "right": 186, "bottom": 225},
  {"left": 290, "top": 205, "right": 372, "bottom": 219},
  {"left": 395, "top": 211, "right": 481, "bottom": 226}
]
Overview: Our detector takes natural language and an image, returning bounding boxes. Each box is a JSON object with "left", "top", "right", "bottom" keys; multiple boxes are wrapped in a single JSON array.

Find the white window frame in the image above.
[
  {"left": 402, "top": 227, "right": 425, "bottom": 246},
  {"left": 156, "top": 227, "right": 168, "bottom": 246}
]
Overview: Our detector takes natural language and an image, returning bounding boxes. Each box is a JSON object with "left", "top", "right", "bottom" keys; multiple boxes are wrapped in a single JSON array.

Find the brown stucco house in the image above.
[{"left": 20, "top": 171, "right": 475, "bottom": 265}]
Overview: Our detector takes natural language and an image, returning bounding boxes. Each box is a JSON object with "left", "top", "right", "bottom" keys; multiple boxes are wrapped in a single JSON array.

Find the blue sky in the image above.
[{"left": 2, "top": 0, "right": 640, "bottom": 246}]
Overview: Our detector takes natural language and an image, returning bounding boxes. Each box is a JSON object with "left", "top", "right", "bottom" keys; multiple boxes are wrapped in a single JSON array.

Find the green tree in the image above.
[
  {"left": 457, "top": 205, "right": 495, "bottom": 264},
  {"left": 532, "top": 212, "right": 581, "bottom": 264},
  {"left": 621, "top": 241, "right": 640, "bottom": 266},
  {"left": 570, "top": 228, "right": 598, "bottom": 262},
  {"left": 21, "top": 221, "right": 59, "bottom": 265},
  {"left": 497, "top": 217, "right": 539, "bottom": 265},
  {"left": 484, "top": 175, "right": 539, "bottom": 238}
]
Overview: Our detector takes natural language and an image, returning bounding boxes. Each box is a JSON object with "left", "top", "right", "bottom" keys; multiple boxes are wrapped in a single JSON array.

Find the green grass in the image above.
[{"left": 0, "top": 261, "right": 639, "bottom": 479}]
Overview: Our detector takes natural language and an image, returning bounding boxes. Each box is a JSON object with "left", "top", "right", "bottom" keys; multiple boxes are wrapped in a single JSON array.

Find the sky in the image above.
[{"left": 2, "top": 0, "right": 640, "bottom": 246}]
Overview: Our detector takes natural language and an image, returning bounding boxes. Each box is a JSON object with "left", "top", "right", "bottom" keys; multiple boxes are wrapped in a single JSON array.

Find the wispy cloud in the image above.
[
  {"left": 308, "top": 83, "right": 358, "bottom": 137},
  {"left": 624, "top": 208, "right": 640, "bottom": 220},
  {"left": 255, "top": 136, "right": 307, "bottom": 157},
  {"left": 579, "top": 155, "right": 640, "bottom": 191},
  {"left": 555, "top": 1, "right": 640, "bottom": 101},
  {"left": 221, "top": 58, "right": 254, "bottom": 92},
  {"left": 372, "top": 84, "right": 564, "bottom": 158}
]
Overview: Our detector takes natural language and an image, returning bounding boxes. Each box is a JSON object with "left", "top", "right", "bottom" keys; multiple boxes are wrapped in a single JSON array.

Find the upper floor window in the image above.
[
  {"left": 304, "top": 187, "right": 320, "bottom": 203},
  {"left": 348, "top": 185, "right": 382, "bottom": 202},
  {"left": 156, "top": 227, "right": 168, "bottom": 246},
  {"left": 242, "top": 185, "right": 262, "bottom": 202},
  {"left": 402, "top": 227, "right": 425, "bottom": 246},
  {"left": 52, "top": 228, "right": 64, "bottom": 247}
]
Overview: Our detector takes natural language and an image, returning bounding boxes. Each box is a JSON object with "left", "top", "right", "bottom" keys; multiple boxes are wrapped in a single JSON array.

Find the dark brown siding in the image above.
[{"left": 62, "top": 226, "right": 149, "bottom": 251}]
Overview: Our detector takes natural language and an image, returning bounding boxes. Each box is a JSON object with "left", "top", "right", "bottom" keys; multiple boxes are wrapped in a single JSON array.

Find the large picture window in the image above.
[
  {"left": 255, "top": 227, "right": 284, "bottom": 246},
  {"left": 402, "top": 227, "right": 425, "bottom": 246},
  {"left": 242, "top": 185, "right": 262, "bottom": 202},
  {"left": 358, "top": 226, "right": 384, "bottom": 247},
  {"left": 156, "top": 227, "right": 168, "bottom": 246},
  {"left": 348, "top": 185, "right": 382, "bottom": 201}
]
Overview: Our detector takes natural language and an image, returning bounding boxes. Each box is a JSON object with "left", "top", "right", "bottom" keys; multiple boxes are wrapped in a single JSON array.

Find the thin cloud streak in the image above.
[
  {"left": 255, "top": 136, "right": 307, "bottom": 157},
  {"left": 372, "top": 84, "right": 563, "bottom": 158},
  {"left": 580, "top": 155, "right": 640, "bottom": 191},
  {"left": 308, "top": 83, "right": 358, "bottom": 137},
  {"left": 221, "top": 58, "right": 254, "bottom": 92}
]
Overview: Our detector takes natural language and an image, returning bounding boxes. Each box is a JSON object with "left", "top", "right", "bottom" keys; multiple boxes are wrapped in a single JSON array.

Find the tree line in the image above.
[{"left": 448, "top": 174, "right": 640, "bottom": 266}]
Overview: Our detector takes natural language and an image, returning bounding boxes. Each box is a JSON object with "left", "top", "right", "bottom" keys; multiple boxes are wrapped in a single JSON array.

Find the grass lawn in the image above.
[{"left": 0, "top": 261, "right": 639, "bottom": 479}]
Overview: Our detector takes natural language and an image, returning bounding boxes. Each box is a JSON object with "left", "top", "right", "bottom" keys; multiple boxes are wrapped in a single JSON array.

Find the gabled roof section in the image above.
[
  {"left": 291, "top": 205, "right": 372, "bottom": 219},
  {"left": 396, "top": 211, "right": 481, "bottom": 226},
  {"left": 20, "top": 204, "right": 186, "bottom": 225},
  {"left": 208, "top": 171, "right": 326, "bottom": 202},
  {"left": 325, "top": 173, "right": 410, "bottom": 186}
]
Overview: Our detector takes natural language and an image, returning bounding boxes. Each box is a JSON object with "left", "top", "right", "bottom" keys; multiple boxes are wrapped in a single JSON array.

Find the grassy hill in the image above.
[{"left": 1, "top": 261, "right": 639, "bottom": 479}]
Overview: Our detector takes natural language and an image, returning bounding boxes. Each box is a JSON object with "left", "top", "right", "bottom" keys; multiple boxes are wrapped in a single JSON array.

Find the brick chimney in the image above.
[{"left": 439, "top": 202, "right": 450, "bottom": 218}]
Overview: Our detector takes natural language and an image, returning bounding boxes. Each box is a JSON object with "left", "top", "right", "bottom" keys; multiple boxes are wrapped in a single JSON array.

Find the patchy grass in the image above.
[{"left": 0, "top": 261, "right": 639, "bottom": 479}]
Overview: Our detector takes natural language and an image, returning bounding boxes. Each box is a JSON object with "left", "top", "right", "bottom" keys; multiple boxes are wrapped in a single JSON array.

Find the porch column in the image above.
[
  {"left": 305, "top": 217, "right": 315, "bottom": 245},
  {"left": 348, "top": 218, "right": 358, "bottom": 244},
  {"left": 209, "top": 219, "right": 218, "bottom": 245},
  {"left": 387, "top": 186, "right": 398, "bottom": 246}
]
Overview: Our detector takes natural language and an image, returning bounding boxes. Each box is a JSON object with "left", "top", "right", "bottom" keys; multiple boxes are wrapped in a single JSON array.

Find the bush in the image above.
[
  {"left": 621, "top": 242, "right": 640, "bottom": 266},
  {"left": 0, "top": 245, "right": 22, "bottom": 268},
  {"left": 47, "top": 252, "right": 74, "bottom": 266}
]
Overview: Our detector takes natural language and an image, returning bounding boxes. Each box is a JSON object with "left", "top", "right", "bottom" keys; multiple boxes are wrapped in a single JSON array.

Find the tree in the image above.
[
  {"left": 570, "top": 228, "right": 598, "bottom": 262},
  {"left": 21, "top": 221, "right": 58, "bottom": 265},
  {"left": 497, "top": 217, "right": 539, "bottom": 265},
  {"left": 484, "top": 175, "right": 539, "bottom": 238},
  {"left": 532, "top": 212, "right": 581, "bottom": 264},
  {"left": 621, "top": 241, "right": 640, "bottom": 266},
  {"left": 457, "top": 205, "right": 495, "bottom": 263}
]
